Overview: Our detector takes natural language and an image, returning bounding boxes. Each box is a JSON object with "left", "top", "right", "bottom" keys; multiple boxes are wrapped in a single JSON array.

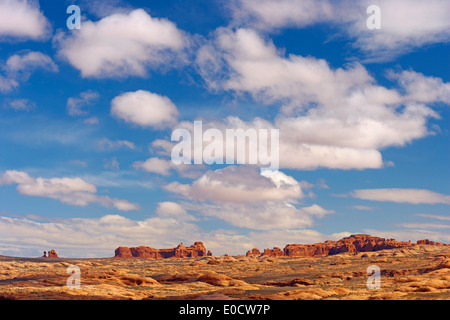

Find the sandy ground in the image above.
[{"left": 0, "top": 245, "right": 448, "bottom": 300}]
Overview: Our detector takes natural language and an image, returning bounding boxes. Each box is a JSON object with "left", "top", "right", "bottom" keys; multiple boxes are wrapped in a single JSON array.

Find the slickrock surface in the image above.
[{"left": 0, "top": 236, "right": 448, "bottom": 300}]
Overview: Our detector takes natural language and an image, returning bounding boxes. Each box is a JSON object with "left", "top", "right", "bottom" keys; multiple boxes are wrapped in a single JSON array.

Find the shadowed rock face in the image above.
[
  {"left": 260, "top": 234, "right": 448, "bottom": 258},
  {"left": 114, "top": 242, "right": 208, "bottom": 259}
]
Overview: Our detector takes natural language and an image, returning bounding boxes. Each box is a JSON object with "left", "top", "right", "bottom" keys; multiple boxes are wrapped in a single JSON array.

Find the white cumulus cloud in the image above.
[
  {"left": 165, "top": 165, "right": 304, "bottom": 203},
  {"left": 56, "top": 9, "right": 188, "bottom": 78},
  {"left": 111, "top": 90, "right": 179, "bottom": 129},
  {"left": 195, "top": 28, "right": 447, "bottom": 170},
  {"left": 229, "top": 0, "right": 450, "bottom": 59},
  {"left": 164, "top": 166, "right": 333, "bottom": 230},
  {"left": 0, "top": 0, "right": 51, "bottom": 40}
]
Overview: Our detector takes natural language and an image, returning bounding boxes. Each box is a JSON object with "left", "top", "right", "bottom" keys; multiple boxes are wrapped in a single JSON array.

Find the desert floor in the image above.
[{"left": 0, "top": 245, "right": 448, "bottom": 300}]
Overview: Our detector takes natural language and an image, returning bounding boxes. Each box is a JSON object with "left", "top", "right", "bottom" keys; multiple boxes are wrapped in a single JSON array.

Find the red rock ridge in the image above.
[
  {"left": 417, "top": 239, "right": 447, "bottom": 246},
  {"left": 114, "top": 242, "right": 208, "bottom": 259},
  {"left": 255, "top": 234, "right": 448, "bottom": 258}
]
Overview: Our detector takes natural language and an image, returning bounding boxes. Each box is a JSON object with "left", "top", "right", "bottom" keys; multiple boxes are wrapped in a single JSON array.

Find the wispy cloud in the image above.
[
  {"left": 351, "top": 188, "right": 450, "bottom": 205},
  {"left": 70, "top": 160, "right": 88, "bottom": 168},
  {"left": 0, "top": 170, "right": 140, "bottom": 211},
  {"left": 5, "top": 51, "right": 58, "bottom": 78},
  {"left": 95, "top": 138, "right": 137, "bottom": 151},
  {"left": 350, "top": 205, "right": 376, "bottom": 211},
  {"left": 0, "top": 115, "right": 97, "bottom": 147},
  {"left": 132, "top": 157, "right": 205, "bottom": 179},
  {"left": 67, "top": 90, "right": 99, "bottom": 117},
  {"left": 3, "top": 98, "right": 36, "bottom": 112},
  {"left": 415, "top": 213, "right": 450, "bottom": 221},
  {"left": 103, "top": 156, "right": 120, "bottom": 170},
  {"left": 364, "top": 228, "right": 450, "bottom": 243},
  {"left": 0, "top": 51, "right": 58, "bottom": 92},
  {"left": 396, "top": 222, "right": 450, "bottom": 229}
]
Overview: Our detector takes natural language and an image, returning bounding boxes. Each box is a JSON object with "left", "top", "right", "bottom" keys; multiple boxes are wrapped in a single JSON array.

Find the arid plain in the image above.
[{"left": 0, "top": 242, "right": 448, "bottom": 300}]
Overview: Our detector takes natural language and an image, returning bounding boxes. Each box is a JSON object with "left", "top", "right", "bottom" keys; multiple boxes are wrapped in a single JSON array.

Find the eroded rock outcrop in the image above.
[
  {"left": 263, "top": 247, "right": 284, "bottom": 257},
  {"left": 246, "top": 248, "right": 260, "bottom": 256},
  {"left": 114, "top": 242, "right": 208, "bottom": 259},
  {"left": 43, "top": 249, "right": 58, "bottom": 258},
  {"left": 254, "top": 234, "right": 448, "bottom": 258},
  {"left": 417, "top": 239, "right": 447, "bottom": 246}
]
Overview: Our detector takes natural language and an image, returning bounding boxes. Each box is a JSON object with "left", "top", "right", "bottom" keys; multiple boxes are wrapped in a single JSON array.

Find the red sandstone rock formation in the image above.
[
  {"left": 417, "top": 239, "right": 447, "bottom": 246},
  {"left": 262, "top": 247, "right": 284, "bottom": 257},
  {"left": 47, "top": 249, "right": 58, "bottom": 258},
  {"left": 254, "top": 234, "right": 447, "bottom": 258},
  {"left": 246, "top": 248, "right": 261, "bottom": 256},
  {"left": 114, "top": 242, "right": 208, "bottom": 259}
]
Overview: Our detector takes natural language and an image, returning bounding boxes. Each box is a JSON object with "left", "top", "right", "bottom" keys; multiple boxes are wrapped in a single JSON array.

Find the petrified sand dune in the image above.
[
  {"left": 270, "top": 287, "right": 353, "bottom": 300},
  {"left": 434, "top": 259, "right": 450, "bottom": 270},
  {"left": 196, "top": 271, "right": 254, "bottom": 288},
  {"left": 197, "top": 271, "right": 235, "bottom": 286},
  {"left": 155, "top": 273, "right": 199, "bottom": 283},
  {"left": 118, "top": 275, "right": 159, "bottom": 286}
]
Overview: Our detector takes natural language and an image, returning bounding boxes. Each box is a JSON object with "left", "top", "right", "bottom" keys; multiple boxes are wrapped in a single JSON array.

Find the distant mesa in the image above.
[
  {"left": 114, "top": 242, "right": 210, "bottom": 259},
  {"left": 113, "top": 235, "right": 447, "bottom": 259},
  {"left": 42, "top": 249, "right": 59, "bottom": 258},
  {"left": 253, "top": 234, "right": 448, "bottom": 258},
  {"left": 416, "top": 239, "right": 444, "bottom": 246}
]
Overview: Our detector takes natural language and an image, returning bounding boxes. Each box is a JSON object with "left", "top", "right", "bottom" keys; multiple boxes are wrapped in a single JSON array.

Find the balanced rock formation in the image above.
[
  {"left": 256, "top": 234, "right": 447, "bottom": 258},
  {"left": 115, "top": 242, "right": 208, "bottom": 259}
]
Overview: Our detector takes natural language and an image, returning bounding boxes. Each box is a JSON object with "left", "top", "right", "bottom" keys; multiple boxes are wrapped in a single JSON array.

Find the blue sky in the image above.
[{"left": 0, "top": 0, "right": 449, "bottom": 257}]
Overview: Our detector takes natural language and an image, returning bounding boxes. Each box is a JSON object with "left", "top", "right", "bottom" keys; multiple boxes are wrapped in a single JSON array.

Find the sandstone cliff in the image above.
[
  {"left": 114, "top": 242, "right": 208, "bottom": 258},
  {"left": 256, "top": 234, "right": 447, "bottom": 258}
]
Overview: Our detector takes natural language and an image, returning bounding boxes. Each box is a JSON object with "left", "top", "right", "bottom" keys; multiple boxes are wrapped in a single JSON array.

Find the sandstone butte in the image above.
[
  {"left": 246, "top": 234, "right": 449, "bottom": 258},
  {"left": 114, "top": 242, "right": 212, "bottom": 259},
  {"left": 42, "top": 249, "right": 58, "bottom": 258}
]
